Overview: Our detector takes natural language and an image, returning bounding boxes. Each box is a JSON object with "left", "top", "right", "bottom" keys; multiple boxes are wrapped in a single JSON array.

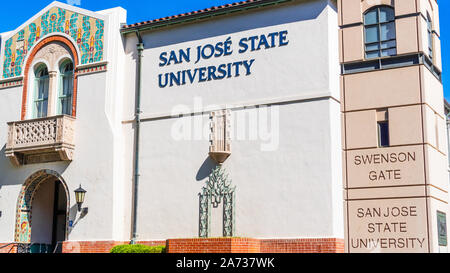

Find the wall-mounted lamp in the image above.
[{"left": 74, "top": 185, "right": 87, "bottom": 212}]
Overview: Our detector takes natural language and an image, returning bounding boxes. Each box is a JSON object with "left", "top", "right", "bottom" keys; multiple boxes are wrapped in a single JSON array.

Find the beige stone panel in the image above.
[
  {"left": 340, "top": 75, "right": 345, "bottom": 111},
  {"left": 344, "top": 201, "right": 350, "bottom": 252},
  {"left": 431, "top": 1, "right": 440, "bottom": 37},
  {"left": 361, "top": 0, "right": 394, "bottom": 14},
  {"left": 428, "top": 198, "right": 449, "bottom": 252},
  {"left": 376, "top": 109, "right": 388, "bottom": 122},
  {"left": 421, "top": 67, "right": 444, "bottom": 117},
  {"left": 341, "top": 113, "right": 346, "bottom": 149},
  {"left": 435, "top": 114, "right": 448, "bottom": 155},
  {"left": 394, "top": 0, "right": 417, "bottom": 16},
  {"left": 425, "top": 145, "right": 449, "bottom": 192},
  {"left": 345, "top": 110, "right": 378, "bottom": 150},
  {"left": 338, "top": 29, "right": 344, "bottom": 63},
  {"left": 428, "top": 186, "right": 449, "bottom": 203},
  {"left": 343, "top": 151, "right": 348, "bottom": 189},
  {"left": 417, "top": 0, "right": 433, "bottom": 17},
  {"left": 340, "top": 0, "right": 362, "bottom": 26},
  {"left": 396, "top": 16, "right": 419, "bottom": 55},
  {"left": 343, "top": 67, "right": 421, "bottom": 111},
  {"left": 342, "top": 25, "right": 364, "bottom": 63},
  {"left": 347, "top": 198, "right": 429, "bottom": 253},
  {"left": 417, "top": 14, "right": 429, "bottom": 56},
  {"left": 337, "top": 0, "right": 343, "bottom": 26},
  {"left": 347, "top": 145, "right": 425, "bottom": 189},
  {"left": 433, "top": 34, "right": 442, "bottom": 71},
  {"left": 418, "top": 0, "right": 440, "bottom": 36},
  {"left": 389, "top": 105, "right": 423, "bottom": 146},
  {"left": 422, "top": 105, "right": 438, "bottom": 148},
  {"left": 438, "top": 116, "right": 448, "bottom": 155},
  {"left": 346, "top": 186, "right": 426, "bottom": 200}
]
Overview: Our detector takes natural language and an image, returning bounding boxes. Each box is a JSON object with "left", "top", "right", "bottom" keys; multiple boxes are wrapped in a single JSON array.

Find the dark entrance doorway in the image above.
[{"left": 29, "top": 179, "right": 68, "bottom": 253}]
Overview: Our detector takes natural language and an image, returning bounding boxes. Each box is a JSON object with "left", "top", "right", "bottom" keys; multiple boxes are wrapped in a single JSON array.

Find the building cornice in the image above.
[{"left": 120, "top": 0, "right": 301, "bottom": 35}]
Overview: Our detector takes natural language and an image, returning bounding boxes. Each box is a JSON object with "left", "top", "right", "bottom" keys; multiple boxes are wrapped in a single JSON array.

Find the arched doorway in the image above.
[{"left": 14, "top": 170, "right": 70, "bottom": 253}]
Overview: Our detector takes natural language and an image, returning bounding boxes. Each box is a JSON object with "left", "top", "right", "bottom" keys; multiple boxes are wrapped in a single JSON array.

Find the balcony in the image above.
[{"left": 5, "top": 115, "right": 75, "bottom": 166}]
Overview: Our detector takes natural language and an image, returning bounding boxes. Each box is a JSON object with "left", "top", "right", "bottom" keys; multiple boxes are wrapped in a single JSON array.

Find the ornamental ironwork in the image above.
[{"left": 199, "top": 165, "right": 235, "bottom": 238}]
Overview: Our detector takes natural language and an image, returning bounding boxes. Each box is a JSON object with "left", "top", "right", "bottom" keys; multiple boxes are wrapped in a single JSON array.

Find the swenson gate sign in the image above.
[{"left": 157, "top": 30, "right": 289, "bottom": 88}]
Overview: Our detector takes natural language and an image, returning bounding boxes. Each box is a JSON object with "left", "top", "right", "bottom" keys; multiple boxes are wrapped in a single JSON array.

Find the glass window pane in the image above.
[
  {"left": 428, "top": 32, "right": 433, "bottom": 50},
  {"left": 380, "top": 22, "right": 396, "bottom": 41},
  {"left": 378, "top": 122, "right": 390, "bottom": 147},
  {"left": 379, "top": 7, "right": 395, "bottom": 23},
  {"left": 366, "top": 43, "right": 380, "bottom": 51},
  {"left": 381, "top": 40, "right": 396, "bottom": 49},
  {"left": 42, "top": 101, "right": 48, "bottom": 117},
  {"left": 365, "top": 26, "right": 380, "bottom": 43},
  {"left": 381, "top": 48, "right": 397, "bottom": 57},
  {"left": 364, "top": 10, "right": 378, "bottom": 25},
  {"left": 35, "top": 102, "right": 41, "bottom": 118},
  {"left": 427, "top": 14, "right": 432, "bottom": 30},
  {"left": 43, "top": 78, "right": 49, "bottom": 99},
  {"left": 34, "top": 66, "right": 49, "bottom": 118},
  {"left": 366, "top": 51, "right": 380, "bottom": 59}
]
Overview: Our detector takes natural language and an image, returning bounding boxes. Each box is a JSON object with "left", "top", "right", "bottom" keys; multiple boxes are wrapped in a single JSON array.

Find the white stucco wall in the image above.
[
  {"left": 123, "top": 0, "right": 343, "bottom": 241},
  {"left": 0, "top": 5, "right": 128, "bottom": 243}
]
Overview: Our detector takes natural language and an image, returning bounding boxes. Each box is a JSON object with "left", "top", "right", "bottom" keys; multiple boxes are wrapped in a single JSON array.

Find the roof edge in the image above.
[{"left": 120, "top": 0, "right": 297, "bottom": 34}]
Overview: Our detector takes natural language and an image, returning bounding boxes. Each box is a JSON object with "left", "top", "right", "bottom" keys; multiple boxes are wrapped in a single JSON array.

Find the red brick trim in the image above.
[
  {"left": 0, "top": 78, "right": 23, "bottom": 89},
  {"left": 260, "top": 238, "right": 345, "bottom": 253},
  {"left": 167, "top": 238, "right": 261, "bottom": 253},
  {"left": 21, "top": 35, "right": 79, "bottom": 120}
]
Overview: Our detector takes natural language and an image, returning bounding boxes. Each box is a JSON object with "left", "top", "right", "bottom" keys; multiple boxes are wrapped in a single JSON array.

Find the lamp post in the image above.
[{"left": 74, "top": 185, "right": 86, "bottom": 212}]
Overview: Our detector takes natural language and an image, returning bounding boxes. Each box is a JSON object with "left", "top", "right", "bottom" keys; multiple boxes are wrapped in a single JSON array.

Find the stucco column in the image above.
[{"left": 48, "top": 71, "right": 58, "bottom": 116}]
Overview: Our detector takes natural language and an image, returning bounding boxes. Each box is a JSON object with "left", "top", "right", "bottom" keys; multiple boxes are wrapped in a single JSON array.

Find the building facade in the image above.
[
  {"left": 339, "top": 0, "right": 448, "bottom": 253},
  {"left": 0, "top": 0, "right": 447, "bottom": 253}
]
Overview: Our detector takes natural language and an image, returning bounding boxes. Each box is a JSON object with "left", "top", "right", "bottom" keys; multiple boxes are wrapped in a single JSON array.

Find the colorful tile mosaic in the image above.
[{"left": 3, "top": 7, "right": 104, "bottom": 79}]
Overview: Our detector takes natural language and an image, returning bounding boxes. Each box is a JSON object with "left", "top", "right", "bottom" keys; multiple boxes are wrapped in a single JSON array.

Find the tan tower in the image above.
[{"left": 339, "top": 0, "right": 449, "bottom": 252}]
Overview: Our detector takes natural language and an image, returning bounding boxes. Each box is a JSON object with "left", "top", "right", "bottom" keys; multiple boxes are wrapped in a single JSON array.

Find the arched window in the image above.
[
  {"left": 33, "top": 65, "right": 49, "bottom": 118},
  {"left": 427, "top": 13, "right": 433, "bottom": 60},
  {"left": 58, "top": 60, "right": 74, "bottom": 115},
  {"left": 364, "top": 6, "right": 397, "bottom": 59}
]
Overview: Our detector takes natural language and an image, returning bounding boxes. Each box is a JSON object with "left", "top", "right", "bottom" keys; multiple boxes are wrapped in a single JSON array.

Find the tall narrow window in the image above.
[
  {"left": 33, "top": 65, "right": 49, "bottom": 118},
  {"left": 427, "top": 13, "right": 433, "bottom": 60},
  {"left": 377, "top": 109, "right": 390, "bottom": 147},
  {"left": 59, "top": 61, "right": 74, "bottom": 115},
  {"left": 364, "top": 6, "right": 397, "bottom": 59}
]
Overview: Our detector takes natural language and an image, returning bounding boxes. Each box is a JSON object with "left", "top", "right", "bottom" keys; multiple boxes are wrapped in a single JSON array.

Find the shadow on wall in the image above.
[
  {"left": 130, "top": 0, "right": 329, "bottom": 51},
  {"left": 67, "top": 204, "right": 88, "bottom": 235},
  {"left": 0, "top": 144, "right": 70, "bottom": 187},
  {"left": 0, "top": 144, "right": 19, "bottom": 187},
  {"left": 196, "top": 157, "right": 217, "bottom": 181}
]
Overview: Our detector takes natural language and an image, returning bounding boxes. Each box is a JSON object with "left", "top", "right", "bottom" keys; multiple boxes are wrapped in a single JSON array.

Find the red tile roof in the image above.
[{"left": 121, "top": 0, "right": 291, "bottom": 32}]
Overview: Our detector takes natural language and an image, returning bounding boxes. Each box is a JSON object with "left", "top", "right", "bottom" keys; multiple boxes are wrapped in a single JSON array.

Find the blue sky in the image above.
[{"left": 0, "top": 0, "right": 449, "bottom": 99}]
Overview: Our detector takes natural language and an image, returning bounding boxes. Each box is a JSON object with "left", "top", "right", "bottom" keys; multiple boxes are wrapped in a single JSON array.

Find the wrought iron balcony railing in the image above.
[{"left": 5, "top": 115, "right": 75, "bottom": 166}]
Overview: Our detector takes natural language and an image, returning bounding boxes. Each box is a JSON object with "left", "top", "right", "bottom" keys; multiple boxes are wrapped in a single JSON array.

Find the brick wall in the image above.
[
  {"left": 166, "top": 238, "right": 344, "bottom": 253},
  {"left": 62, "top": 240, "right": 166, "bottom": 253},
  {"left": 167, "top": 238, "right": 261, "bottom": 253},
  {"left": 62, "top": 241, "right": 126, "bottom": 253},
  {"left": 260, "top": 238, "right": 345, "bottom": 253},
  {"left": 58, "top": 238, "right": 345, "bottom": 253}
]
